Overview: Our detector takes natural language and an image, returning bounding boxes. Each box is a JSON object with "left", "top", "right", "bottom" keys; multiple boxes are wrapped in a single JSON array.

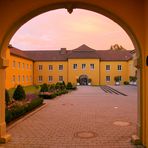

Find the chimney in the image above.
[{"left": 60, "top": 48, "right": 67, "bottom": 54}]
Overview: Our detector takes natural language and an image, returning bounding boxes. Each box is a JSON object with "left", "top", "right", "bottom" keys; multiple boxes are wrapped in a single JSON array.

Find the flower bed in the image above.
[{"left": 5, "top": 97, "right": 43, "bottom": 124}]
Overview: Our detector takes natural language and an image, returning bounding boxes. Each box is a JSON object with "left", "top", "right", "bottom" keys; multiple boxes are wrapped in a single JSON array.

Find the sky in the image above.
[{"left": 10, "top": 9, "right": 134, "bottom": 50}]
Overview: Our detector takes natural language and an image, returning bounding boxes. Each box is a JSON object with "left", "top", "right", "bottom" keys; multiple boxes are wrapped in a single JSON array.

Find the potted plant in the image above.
[
  {"left": 76, "top": 78, "right": 80, "bottom": 86},
  {"left": 88, "top": 78, "right": 92, "bottom": 85},
  {"left": 133, "top": 76, "right": 137, "bottom": 85},
  {"left": 129, "top": 76, "right": 134, "bottom": 85},
  {"left": 114, "top": 76, "right": 120, "bottom": 85}
]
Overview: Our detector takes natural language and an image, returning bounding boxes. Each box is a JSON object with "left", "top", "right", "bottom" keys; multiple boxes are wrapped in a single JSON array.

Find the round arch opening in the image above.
[{"left": 0, "top": 0, "right": 143, "bottom": 145}]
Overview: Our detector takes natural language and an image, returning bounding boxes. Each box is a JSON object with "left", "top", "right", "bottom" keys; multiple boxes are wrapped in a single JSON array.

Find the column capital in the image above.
[{"left": 0, "top": 57, "right": 9, "bottom": 69}]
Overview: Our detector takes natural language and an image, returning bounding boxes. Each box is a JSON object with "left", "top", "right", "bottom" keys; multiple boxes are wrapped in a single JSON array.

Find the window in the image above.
[
  {"left": 119, "top": 76, "right": 122, "bottom": 81},
  {"left": 59, "top": 76, "right": 63, "bottom": 82},
  {"left": 106, "top": 65, "right": 110, "bottom": 71},
  {"left": 90, "top": 64, "right": 94, "bottom": 70},
  {"left": 26, "top": 64, "right": 29, "bottom": 69},
  {"left": 106, "top": 76, "right": 110, "bottom": 82},
  {"left": 22, "top": 75, "right": 25, "bottom": 82},
  {"left": 22, "top": 63, "right": 24, "bottom": 69},
  {"left": 73, "top": 64, "right": 77, "bottom": 70},
  {"left": 48, "top": 76, "right": 53, "bottom": 82},
  {"left": 117, "top": 65, "right": 122, "bottom": 71},
  {"left": 82, "top": 64, "right": 86, "bottom": 70},
  {"left": 18, "top": 75, "right": 20, "bottom": 82},
  {"left": 30, "top": 76, "right": 32, "bottom": 82},
  {"left": 12, "top": 61, "right": 15, "bottom": 68},
  {"left": 26, "top": 76, "right": 28, "bottom": 82},
  {"left": 18, "top": 62, "right": 20, "bottom": 69},
  {"left": 59, "top": 65, "right": 63, "bottom": 70},
  {"left": 38, "top": 76, "right": 43, "bottom": 82},
  {"left": 12, "top": 75, "right": 15, "bottom": 82},
  {"left": 30, "top": 64, "right": 32, "bottom": 69},
  {"left": 49, "top": 65, "right": 53, "bottom": 70},
  {"left": 38, "top": 65, "right": 43, "bottom": 70}
]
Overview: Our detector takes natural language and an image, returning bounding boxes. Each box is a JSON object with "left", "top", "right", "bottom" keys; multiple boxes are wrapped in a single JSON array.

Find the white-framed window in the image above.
[
  {"left": 18, "top": 75, "right": 20, "bottom": 82},
  {"left": 82, "top": 64, "right": 86, "bottom": 70},
  {"left": 59, "top": 76, "right": 63, "bottom": 82},
  {"left": 18, "top": 62, "right": 21, "bottom": 69},
  {"left": 106, "top": 76, "right": 110, "bottom": 82},
  {"left": 12, "top": 75, "right": 15, "bottom": 82},
  {"left": 90, "top": 64, "right": 94, "bottom": 70},
  {"left": 48, "top": 76, "right": 53, "bottom": 82},
  {"left": 49, "top": 65, "right": 53, "bottom": 71},
  {"left": 38, "top": 76, "right": 43, "bottom": 82},
  {"left": 12, "top": 61, "right": 15, "bottom": 68},
  {"left": 59, "top": 65, "right": 63, "bottom": 70},
  {"left": 38, "top": 65, "right": 43, "bottom": 70},
  {"left": 106, "top": 65, "right": 110, "bottom": 71},
  {"left": 73, "top": 64, "right": 77, "bottom": 70},
  {"left": 117, "top": 65, "right": 122, "bottom": 71},
  {"left": 22, "top": 75, "right": 25, "bottom": 82}
]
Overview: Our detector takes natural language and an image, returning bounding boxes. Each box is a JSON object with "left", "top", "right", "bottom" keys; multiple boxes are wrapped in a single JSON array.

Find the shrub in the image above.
[
  {"left": 62, "top": 81, "right": 66, "bottom": 87},
  {"left": 66, "top": 82, "right": 73, "bottom": 90},
  {"left": 5, "top": 89, "right": 10, "bottom": 105},
  {"left": 114, "top": 76, "right": 120, "bottom": 82},
  {"left": 13, "top": 85, "right": 26, "bottom": 100},
  {"left": 124, "top": 81, "right": 129, "bottom": 85},
  {"left": 88, "top": 78, "right": 92, "bottom": 83},
  {"left": 5, "top": 97, "right": 43, "bottom": 123},
  {"left": 40, "top": 83, "right": 48, "bottom": 92},
  {"left": 49, "top": 84, "right": 56, "bottom": 92}
]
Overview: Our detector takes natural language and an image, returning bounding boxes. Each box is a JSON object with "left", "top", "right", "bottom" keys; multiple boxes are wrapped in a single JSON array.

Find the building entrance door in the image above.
[{"left": 79, "top": 75, "right": 88, "bottom": 85}]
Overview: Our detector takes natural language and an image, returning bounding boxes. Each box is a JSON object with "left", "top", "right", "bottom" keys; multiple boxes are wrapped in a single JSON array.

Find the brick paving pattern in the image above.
[{"left": 1, "top": 86, "right": 142, "bottom": 148}]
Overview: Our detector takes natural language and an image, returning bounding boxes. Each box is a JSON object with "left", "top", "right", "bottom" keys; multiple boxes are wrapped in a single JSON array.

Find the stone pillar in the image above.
[{"left": 0, "top": 57, "right": 11, "bottom": 143}]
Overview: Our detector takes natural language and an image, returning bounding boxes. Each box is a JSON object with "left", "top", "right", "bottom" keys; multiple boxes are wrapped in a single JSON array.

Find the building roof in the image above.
[
  {"left": 9, "top": 44, "right": 133, "bottom": 61},
  {"left": 96, "top": 50, "right": 133, "bottom": 61}
]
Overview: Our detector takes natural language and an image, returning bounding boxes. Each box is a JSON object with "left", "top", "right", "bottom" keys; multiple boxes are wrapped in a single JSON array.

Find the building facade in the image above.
[{"left": 6, "top": 44, "right": 136, "bottom": 89}]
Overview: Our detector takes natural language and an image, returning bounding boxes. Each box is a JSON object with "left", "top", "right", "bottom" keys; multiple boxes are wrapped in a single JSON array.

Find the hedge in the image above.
[
  {"left": 39, "top": 89, "right": 68, "bottom": 99},
  {"left": 5, "top": 97, "right": 43, "bottom": 124}
]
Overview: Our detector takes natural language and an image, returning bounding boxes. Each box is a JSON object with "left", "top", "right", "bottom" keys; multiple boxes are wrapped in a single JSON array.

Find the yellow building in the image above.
[
  {"left": 6, "top": 44, "right": 136, "bottom": 89},
  {"left": 6, "top": 45, "right": 33, "bottom": 89}
]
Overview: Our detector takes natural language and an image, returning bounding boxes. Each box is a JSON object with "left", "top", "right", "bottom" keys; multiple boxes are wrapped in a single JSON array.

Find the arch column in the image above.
[{"left": 0, "top": 57, "right": 11, "bottom": 143}]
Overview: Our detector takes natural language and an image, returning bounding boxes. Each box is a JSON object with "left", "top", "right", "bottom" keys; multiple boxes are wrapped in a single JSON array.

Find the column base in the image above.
[
  {"left": 131, "top": 134, "right": 142, "bottom": 145},
  {"left": 0, "top": 134, "right": 11, "bottom": 143}
]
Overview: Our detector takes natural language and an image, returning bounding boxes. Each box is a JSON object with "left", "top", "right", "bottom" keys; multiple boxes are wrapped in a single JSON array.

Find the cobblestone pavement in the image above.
[{"left": 1, "top": 86, "right": 141, "bottom": 148}]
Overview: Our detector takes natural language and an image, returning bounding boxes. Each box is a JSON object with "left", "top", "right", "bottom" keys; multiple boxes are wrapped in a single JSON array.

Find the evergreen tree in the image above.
[{"left": 13, "top": 85, "right": 26, "bottom": 100}]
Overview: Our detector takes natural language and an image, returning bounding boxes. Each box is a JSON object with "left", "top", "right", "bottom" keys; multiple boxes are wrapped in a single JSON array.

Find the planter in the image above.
[
  {"left": 133, "top": 82, "right": 137, "bottom": 85},
  {"left": 115, "top": 82, "right": 120, "bottom": 85},
  {"left": 88, "top": 83, "right": 91, "bottom": 86},
  {"left": 129, "top": 81, "right": 134, "bottom": 85}
]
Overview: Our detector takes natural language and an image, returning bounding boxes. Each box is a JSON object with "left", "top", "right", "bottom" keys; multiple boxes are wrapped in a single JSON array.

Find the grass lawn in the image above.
[{"left": 8, "top": 85, "right": 40, "bottom": 98}]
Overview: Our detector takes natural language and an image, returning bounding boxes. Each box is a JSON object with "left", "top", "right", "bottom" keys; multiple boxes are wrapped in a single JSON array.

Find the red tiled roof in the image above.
[
  {"left": 9, "top": 45, "right": 133, "bottom": 61},
  {"left": 96, "top": 50, "right": 133, "bottom": 61}
]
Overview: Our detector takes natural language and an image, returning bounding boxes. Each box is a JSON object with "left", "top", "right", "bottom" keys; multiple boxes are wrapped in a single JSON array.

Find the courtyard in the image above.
[{"left": 1, "top": 85, "right": 139, "bottom": 148}]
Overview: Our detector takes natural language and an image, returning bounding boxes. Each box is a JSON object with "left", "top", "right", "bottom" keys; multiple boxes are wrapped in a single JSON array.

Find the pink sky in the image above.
[{"left": 10, "top": 9, "right": 134, "bottom": 50}]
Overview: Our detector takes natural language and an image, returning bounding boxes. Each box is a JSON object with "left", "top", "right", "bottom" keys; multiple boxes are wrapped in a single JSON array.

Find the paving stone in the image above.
[{"left": 0, "top": 86, "right": 143, "bottom": 148}]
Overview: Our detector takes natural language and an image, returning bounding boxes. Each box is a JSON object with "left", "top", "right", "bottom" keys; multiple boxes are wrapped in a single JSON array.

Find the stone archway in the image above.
[
  {"left": 79, "top": 75, "right": 88, "bottom": 85},
  {"left": 0, "top": 0, "right": 147, "bottom": 146}
]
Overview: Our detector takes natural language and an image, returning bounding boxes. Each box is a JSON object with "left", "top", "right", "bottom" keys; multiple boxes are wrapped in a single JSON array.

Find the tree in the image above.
[
  {"left": 13, "top": 85, "right": 26, "bottom": 100},
  {"left": 66, "top": 82, "right": 73, "bottom": 90}
]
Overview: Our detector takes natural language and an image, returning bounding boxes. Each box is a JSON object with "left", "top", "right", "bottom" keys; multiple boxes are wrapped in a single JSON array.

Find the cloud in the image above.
[{"left": 10, "top": 9, "right": 134, "bottom": 50}]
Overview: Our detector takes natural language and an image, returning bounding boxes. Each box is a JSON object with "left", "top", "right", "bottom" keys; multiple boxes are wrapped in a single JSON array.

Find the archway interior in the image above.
[{"left": 3, "top": 5, "right": 141, "bottom": 145}]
